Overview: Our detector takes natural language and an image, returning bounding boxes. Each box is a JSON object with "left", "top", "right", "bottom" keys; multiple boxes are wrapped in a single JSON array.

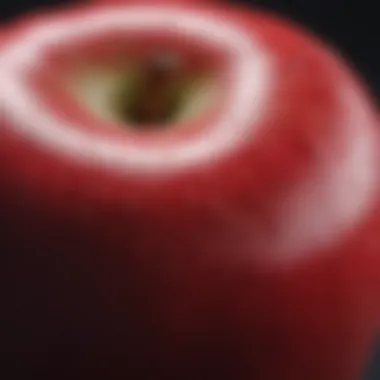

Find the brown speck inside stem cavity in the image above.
[{"left": 120, "top": 52, "right": 185, "bottom": 127}]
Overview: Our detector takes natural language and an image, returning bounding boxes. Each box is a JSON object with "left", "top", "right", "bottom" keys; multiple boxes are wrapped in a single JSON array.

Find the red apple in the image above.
[{"left": 1, "top": 0, "right": 379, "bottom": 378}]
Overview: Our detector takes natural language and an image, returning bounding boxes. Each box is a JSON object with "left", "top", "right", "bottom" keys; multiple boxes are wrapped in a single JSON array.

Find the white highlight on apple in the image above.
[
  {"left": 0, "top": 6, "right": 273, "bottom": 172},
  {"left": 268, "top": 83, "right": 379, "bottom": 263}
]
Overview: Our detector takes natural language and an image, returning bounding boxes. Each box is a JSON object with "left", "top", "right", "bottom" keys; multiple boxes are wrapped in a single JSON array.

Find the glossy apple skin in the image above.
[{"left": 1, "top": 1, "right": 379, "bottom": 379}]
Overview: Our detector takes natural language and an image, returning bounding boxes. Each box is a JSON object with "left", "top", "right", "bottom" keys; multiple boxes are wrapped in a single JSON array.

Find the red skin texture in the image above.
[{"left": 1, "top": 0, "right": 379, "bottom": 379}]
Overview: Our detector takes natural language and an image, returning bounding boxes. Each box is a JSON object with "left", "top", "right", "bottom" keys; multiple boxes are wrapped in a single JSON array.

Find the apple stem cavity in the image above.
[{"left": 68, "top": 51, "right": 218, "bottom": 132}]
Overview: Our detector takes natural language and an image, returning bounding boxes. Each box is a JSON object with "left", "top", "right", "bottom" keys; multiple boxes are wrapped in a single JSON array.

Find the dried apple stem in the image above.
[{"left": 126, "top": 52, "right": 183, "bottom": 125}]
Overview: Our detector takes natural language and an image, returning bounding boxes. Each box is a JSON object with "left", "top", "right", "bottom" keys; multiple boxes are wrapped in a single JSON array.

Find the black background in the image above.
[{"left": 1, "top": 0, "right": 379, "bottom": 379}]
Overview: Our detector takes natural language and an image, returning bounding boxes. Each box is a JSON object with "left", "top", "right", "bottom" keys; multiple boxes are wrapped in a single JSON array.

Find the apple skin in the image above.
[{"left": 1, "top": 0, "right": 379, "bottom": 379}]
